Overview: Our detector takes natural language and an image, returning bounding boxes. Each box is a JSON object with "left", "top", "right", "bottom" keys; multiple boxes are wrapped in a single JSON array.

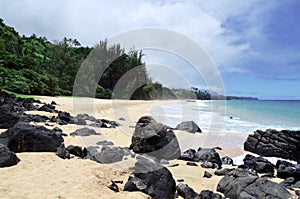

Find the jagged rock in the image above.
[
  {"left": 276, "top": 160, "right": 300, "bottom": 181},
  {"left": 179, "top": 149, "right": 196, "bottom": 161},
  {"left": 176, "top": 183, "right": 198, "bottom": 199},
  {"left": 21, "top": 114, "right": 49, "bottom": 123},
  {"left": 94, "top": 146, "right": 125, "bottom": 164},
  {"left": 195, "top": 148, "right": 222, "bottom": 168},
  {"left": 58, "top": 111, "right": 72, "bottom": 124},
  {"left": 90, "top": 122, "right": 107, "bottom": 128},
  {"left": 242, "top": 154, "right": 275, "bottom": 174},
  {"left": 86, "top": 146, "right": 99, "bottom": 161},
  {"left": 175, "top": 121, "right": 202, "bottom": 133},
  {"left": 244, "top": 129, "right": 300, "bottom": 161},
  {"left": 221, "top": 156, "right": 233, "bottom": 165},
  {"left": 0, "top": 123, "right": 63, "bottom": 152},
  {"left": 50, "top": 101, "right": 57, "bottom": 105},
  {"left": 76, "top": 113, "right": 96, "bottom": 121},
  {"left": 0, "top": 143, "right": 20, "bottom": 167},
  {"left": 72, "top": 118, "right": 87, "bottom": 125},
  {"left": 124, "top": 155, "right": 176, "bottom": 199},
  {"left": 56, "top": 144, "right": 70, "bottom": 159},
  {"left": 199, "top": 190, "right": 224, "bottom": 199},
  {"left": 38, "top": 104, "right": 57, "bottom": 113},
  {"left": 214, "top": 168, "right": 234, "bottom": 176},
  {"left": 67, "top": 145, "right": 87, "bottom": 158},
  {"left": 130, "top": 116, "right": 181, "bottom": 160},
  {"left": 0, "top": 103, "right": 20, "bottom": 128},
  {"left": 201, "top": 161, "right": 219, "bottom": 169},
  {"left": 217, "top": 168, "right": 292, "bottom": 199},
  {"left": 203, "top": 171, "right": 212, "bottom": 178},
  {"left": 70, "top": 127, "right": 100, "bottom": 136}
]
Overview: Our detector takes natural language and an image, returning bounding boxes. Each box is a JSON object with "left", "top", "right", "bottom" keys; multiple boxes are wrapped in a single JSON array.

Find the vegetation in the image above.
[{"left": 0, "top": 19, "right": 257, "bottom": 100}]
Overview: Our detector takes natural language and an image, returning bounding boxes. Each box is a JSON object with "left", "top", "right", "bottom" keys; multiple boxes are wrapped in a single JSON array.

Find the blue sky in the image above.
[{"left": 0, "top": 0, "right": 300, "bottom": 99}]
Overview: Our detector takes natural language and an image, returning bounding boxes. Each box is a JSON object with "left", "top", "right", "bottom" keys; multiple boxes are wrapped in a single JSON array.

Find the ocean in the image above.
[{"left": 151, "top": 100, "right": 300, "bottom": 150}]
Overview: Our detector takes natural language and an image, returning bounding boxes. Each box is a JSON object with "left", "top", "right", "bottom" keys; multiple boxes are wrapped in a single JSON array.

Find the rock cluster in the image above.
[{"left": 217, "top": 168, "right": 292, "bottom": 199}]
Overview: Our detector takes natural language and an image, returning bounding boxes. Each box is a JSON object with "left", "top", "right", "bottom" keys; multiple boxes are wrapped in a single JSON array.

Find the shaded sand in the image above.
[{"left": 0, "top": 96, "right": 292, "bottom": 198}]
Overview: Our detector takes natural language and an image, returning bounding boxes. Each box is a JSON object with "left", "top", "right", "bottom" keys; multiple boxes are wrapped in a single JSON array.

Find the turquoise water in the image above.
[
  {"left": 219, "top": 100, "right": 300, "bottom": 129},
  {"left": 152, "top": 100, "right": 300, "bottom": 150},
  {"left": 156, "top": 100, "right": 300, "bottom": 135}
]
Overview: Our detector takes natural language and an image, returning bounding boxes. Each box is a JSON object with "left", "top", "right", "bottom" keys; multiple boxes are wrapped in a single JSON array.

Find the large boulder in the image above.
[
  {"left": 124, "top": 155, "right": 176, "bottom": 199},
  {"left": 0, "top": 143, "right": 20, "bottom": 167},
  {"left": 130, "top": 116, "right": 181, "bottom": 160},
  {"left": 0, "top": 104, "right": 20, "bottom": 128},
  {"left": 195, "top": 148, "right": 222, "bottom": 168},
  {"left": 0, "top": 123, "right": 64, "bottom": 152},
  {"left": 175, "top": 121, "right": 202, "bottom": 133},
  {"left": 244, "top": 129, "right": 300, "bottom": 161},
  {"left": 217, "top": 168, "right": 292, "bottom": 199}
]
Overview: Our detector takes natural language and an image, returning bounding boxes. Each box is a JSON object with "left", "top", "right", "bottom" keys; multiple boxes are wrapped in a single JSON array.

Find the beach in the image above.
[{"left": 0, "top": 96, "right": 298, "bottom": 198}]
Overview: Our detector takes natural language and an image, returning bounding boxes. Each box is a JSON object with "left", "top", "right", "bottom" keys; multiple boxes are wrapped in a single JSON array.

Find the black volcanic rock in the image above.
[
  {"left": 244, "top": 129, "right": 300, "bottom": 161},
  {"left": 0, "top": 122, "right": 63, "bottom": 152},
  {"left": 70, "top": 127, "right": 100, "bottom": 136},
  {"left": 242, "top": 154, "right": 275, "bottom": 174},
  {"left": 124, "top": 155, "right": 176, "bottom": 199},
  {"left": 0, "top": 104, "right": 20, "bottom": 128},
  {"left": 221, "top": 156, "right": 233, "bottom": 165},
  {"left": 199, "top": 190, "right": 224, "bottom": 199},
  {"left": 175, "top": 121, "right": 201, "bottom": 133},
  {"left": 176, "top": 183, "right": 198, "bottom": 199},
  {"left": 195, "top": 148, "right": 222, "bottom": 168},
  {"left": 130, "top": 116, "right": 181, "bottom": 160},
  {"left": 0, "top": 143, "right": 20, "bottom": 167},
  {"left": 217, "top": 168, "right": 292, "bottom": 199},
  {"left": 179, "top": 149, "right": 196, "bottom": 161},
  {"left": 94, "top": 146, "right": 125, "bottom": 164}
]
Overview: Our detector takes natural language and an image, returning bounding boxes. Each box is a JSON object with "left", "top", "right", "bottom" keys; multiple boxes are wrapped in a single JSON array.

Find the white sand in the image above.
[{"left": 0, "top": 96, "right": 293, "bottom": 198}]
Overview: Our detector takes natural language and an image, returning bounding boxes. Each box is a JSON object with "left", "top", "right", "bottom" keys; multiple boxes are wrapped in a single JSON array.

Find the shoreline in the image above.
[{"left": 0, "top": 96, "right": 297, "bottom": 198}]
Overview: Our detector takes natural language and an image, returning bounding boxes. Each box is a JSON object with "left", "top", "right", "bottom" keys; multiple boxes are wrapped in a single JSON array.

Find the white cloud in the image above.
[{"left": 0, "top": 0, "right": 282, "bottom": 74}]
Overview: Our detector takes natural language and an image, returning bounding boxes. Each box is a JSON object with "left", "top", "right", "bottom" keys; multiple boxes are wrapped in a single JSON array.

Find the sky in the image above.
[{"left": 0, "top": 0, "right": 300, "bottom": 99}]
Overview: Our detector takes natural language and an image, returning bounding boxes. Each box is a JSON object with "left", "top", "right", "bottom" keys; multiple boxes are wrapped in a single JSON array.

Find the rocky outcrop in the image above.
[
  {"left": 0, "top": 122, "right": 64, "bottom": 152},
  {"left": 217, "top": 168, "right": 292, "bottom": 199},
  {"left": 0, "top": 91, "right": 41, "bottom": 128},
  {"left": 244, "top": 129, "right": 300, "bottom": 161},
  {"left": 130, "top": 116, "right": 181, "bottom": 160},
  {"left": 124, "top": 155, "right": 176, "bottom": 199},
  {"left": 175, "top": 121, "right": 201, "bottom": 133},
  {"left": 0, "top": 143, "right": 20, "bottom": 167}
]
